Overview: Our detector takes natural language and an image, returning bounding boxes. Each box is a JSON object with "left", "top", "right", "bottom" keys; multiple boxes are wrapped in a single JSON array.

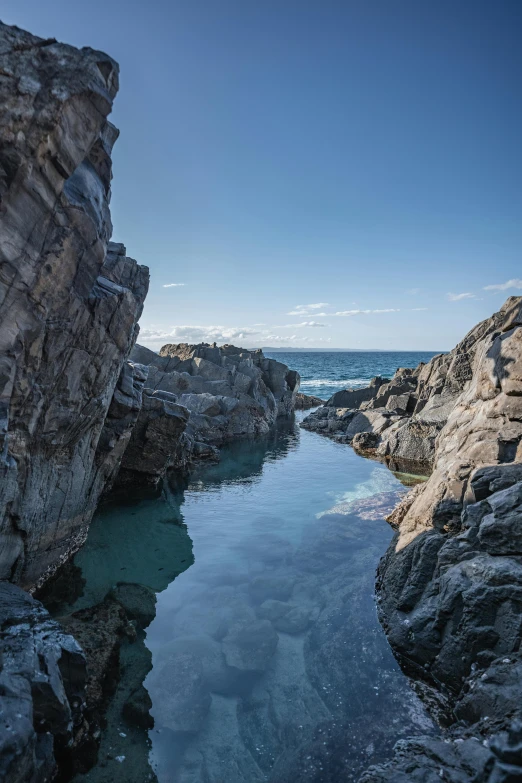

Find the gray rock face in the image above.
[
  {"left": 123, "top": 341, "right": 300, "bottom": 479},
  {"left": 302, "top": 298, "right": 522, "bottom": 474},
  {"left": 0, "top": 22, "right": 149, "bottom": 587},
  {"left": 0, "top": 582, "right": 86, "bottom": 783},
  {"left": 366, "top": 298, "right": 522, "bottom": 781}
]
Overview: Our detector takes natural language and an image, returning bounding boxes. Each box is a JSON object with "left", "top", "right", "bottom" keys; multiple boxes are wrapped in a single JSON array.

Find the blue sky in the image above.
[{"left": 3, "top": 0, "right": 521, "bottom": 350}]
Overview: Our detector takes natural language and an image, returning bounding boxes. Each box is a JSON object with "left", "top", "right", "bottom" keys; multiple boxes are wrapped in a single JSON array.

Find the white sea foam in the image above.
[{"left": 299, "top": 378, "right": 371, "bottom": 388}]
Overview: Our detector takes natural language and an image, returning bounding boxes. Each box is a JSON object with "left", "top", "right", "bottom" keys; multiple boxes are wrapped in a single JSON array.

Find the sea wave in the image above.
[{"left": 299, "top": 378, "right": 371, "bottom": 388}]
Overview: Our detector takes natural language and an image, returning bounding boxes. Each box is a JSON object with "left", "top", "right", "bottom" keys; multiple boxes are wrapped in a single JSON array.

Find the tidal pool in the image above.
[{"left": 54, "top": 414, "right": 435, "bottom": 782}]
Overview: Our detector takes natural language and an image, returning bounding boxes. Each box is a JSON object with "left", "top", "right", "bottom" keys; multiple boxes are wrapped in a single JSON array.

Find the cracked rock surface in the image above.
[{"left": 0, "top": 22, "right": 149, "bottom": 587}]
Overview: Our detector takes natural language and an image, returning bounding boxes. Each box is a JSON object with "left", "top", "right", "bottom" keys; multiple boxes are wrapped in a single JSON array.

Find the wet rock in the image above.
[
  {"left": 222, "top": 620, "right": 278, "bottom": 672},
  {"left": 294, "top": 392, "right": 324, "bottom": 410},
  {"left": 0, "top": 582, "right": 86, "bottom": 783},
  {"left": 109, "top": 582, "right": 157, "bottom": 629},
  {"left": 122, "top": 686, "right": 153, "bottom": 729},
  {"left": 155, "top": 635, "right": 236, "bottom": 696},
  {"left": 148, "top": 653, "right": 211, "bottom": 734},
  {"left": 249, "top": 573, "right": 295, "bottom": 603},
  {"left": 273, "top": 606, "right": 311, "bottom": 634},
  {"left": 257, "top": 599, "right": 294, "bottom": 622}
]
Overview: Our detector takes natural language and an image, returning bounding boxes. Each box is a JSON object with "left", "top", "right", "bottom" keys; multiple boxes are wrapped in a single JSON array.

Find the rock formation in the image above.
[
  {"left": 360, "top": 297, "right": 522, "bottom": 781},
  {"left": 0, "top": 22, "right": 149, "bottom": 588},
  {"left": 117, "top": 342, "right": 300, "bottom": 484},
  {"left": 302, "top": 298, "right": 520, "bottom": 473}
]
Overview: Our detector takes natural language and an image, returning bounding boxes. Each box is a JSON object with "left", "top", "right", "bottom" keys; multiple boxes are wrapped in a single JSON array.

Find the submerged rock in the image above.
[
  {"left": 222, "top": 619, "right": 279, "bottom": 672},
  {"left": 302, "top": 298, "right": 522, "bottom": 474},
  {"left": 148, "top": 653, "right": 212, "bottom": 734}
]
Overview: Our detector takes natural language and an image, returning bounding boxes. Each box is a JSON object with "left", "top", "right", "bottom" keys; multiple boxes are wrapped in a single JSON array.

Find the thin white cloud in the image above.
[
  {"left": 281, "top": 321, "right": 327, "bottom": 328},
  {"left": 447, "top": 292, "right": 475, "bottom": 301},
  {"left": 483, "top": 279, "right": 522, "bottom": 292},
  {"left": 140, "top": 325, "right": 260, "bottom": 343},
  {"left": 265, "top": 334, "right": 331, "bottom": 343},
  {"left": 406, "top": 288, "right": 421, "bottom": 295},
  {"left": 333, "top": 308, "right": 401, "bottom": 316},
  {"left": 163, "top": 283, "right": 186, "bottom": 288},
  {"left": 287, "top": 302, "right": 329, "bottom": 315}
]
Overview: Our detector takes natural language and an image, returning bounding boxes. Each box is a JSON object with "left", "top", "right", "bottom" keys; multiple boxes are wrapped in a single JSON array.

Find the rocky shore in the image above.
[
  {"left": 1, "top": 17, "right": 521, "bottom": 783},
  {"left": 304, "top": 296, "right": 522, "bottom": 781}
]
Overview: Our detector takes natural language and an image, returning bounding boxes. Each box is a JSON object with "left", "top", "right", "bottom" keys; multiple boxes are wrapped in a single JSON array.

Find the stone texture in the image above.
[
  {"left": 0, "top": 22, "right": 149, "bottom": 588},
  {"left": 364, "top": 298, "right": 522, "bottom": 782},
  {"left": 0, "top": 582, "right": 86, "bottom": 783},
  {"left": 302, "top": 298, "right": 522, "bottom": 475},
  {"left": 124, "top": 341, "right": 300, "bottom": 478}
]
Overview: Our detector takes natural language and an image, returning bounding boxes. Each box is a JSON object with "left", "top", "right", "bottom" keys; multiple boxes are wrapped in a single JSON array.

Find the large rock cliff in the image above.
[
  {"left": 362, "top": 297, "right": 522, "bottom": 781},
  {"left": 0, "top": 23, "right": 149, "bottom": 588}
]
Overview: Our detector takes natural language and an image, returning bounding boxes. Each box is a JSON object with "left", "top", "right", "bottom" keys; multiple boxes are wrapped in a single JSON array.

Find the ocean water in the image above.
[
  {"left": 51, "top": 413, "right": 435, "bottom": 783},
  {"left": 264, "top": 351, "right": 440, "bottom": 400}
]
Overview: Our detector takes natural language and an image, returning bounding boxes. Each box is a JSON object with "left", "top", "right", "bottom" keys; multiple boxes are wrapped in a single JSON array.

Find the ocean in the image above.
[{"left": 264, "top": 350, "right": 441, "bottom": 400}]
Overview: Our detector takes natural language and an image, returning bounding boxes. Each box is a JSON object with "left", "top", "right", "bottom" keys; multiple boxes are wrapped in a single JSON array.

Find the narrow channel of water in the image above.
[{"left": 52, "top": 414, "right": 435, "bottom": 782}]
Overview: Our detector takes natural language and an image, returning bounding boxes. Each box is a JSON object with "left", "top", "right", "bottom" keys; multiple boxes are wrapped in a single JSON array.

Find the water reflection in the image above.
[{"left": 49, "top": 415, "right": 436, "bottom": 782}]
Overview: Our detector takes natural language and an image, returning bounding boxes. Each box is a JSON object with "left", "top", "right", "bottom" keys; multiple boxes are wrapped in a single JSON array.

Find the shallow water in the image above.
[{"left": 54, "top": 415, "right": 435, "bottom": 782}]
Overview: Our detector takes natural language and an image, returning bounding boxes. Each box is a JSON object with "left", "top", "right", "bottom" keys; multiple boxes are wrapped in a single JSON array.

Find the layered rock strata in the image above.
[
  {"left": 118, "top": 342, "right": 300, "bottom": 484},
  {"left": 302, "top": 298, "right": 520, "bottom": 472},
  {"left": 0, "top": 23, "right": 149, "bottom": 588},
  {"left": 361, "top": 297, "right": 522, "bottom": 781}
]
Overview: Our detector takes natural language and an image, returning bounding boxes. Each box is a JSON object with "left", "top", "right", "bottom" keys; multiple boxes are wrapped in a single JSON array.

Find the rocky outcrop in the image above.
[
  {"left": 362, "top": 297, "right": 522, "bottom": 780},
  {"left": 0, "top": 582, "right": 86, "bottom": 782},
  {"left": 0, "top": 23, "right": 149, "bottom": 588},
  {"left": 294, "top": 391, "right": 323, "bottom": 410},
  {"left": 302, "top": 298, "right": 521, "bottom": 473},
  {"left": 118, "top": 342, "right": 300, "bottom": 484}
]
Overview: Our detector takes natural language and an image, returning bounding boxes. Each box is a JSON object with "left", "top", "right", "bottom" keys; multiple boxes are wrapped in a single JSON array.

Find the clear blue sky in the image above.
[{"left": 3, "top": 0, "right": 521, "bottom": 350}]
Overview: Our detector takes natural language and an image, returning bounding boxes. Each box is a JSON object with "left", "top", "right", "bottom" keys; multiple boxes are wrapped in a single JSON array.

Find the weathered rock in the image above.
[
  {"left": 0, "top": 22, "right": 149, "bottom": 587},
  {"left": 366, "top": 299, "right": 522, "bottom": 781},
  {"left": 294, "top": 392, "right": 324, "bottom": 409},
  {"left": 127, "top": 341, "right": 300, "bottom": 473},
  {"left": 0, "top": 582, "right": 86, "bottom": 783},
  {"left": 303, "top": 298, "right": 522, "bottom": 475}
]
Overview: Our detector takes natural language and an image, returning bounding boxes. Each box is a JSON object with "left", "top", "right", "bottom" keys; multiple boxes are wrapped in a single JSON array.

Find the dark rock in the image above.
[
  {"left": 0, "top": 582, "right": 86, "bottom": 783},
  {"left": 122, "top": 686, "right": 153, "bottom": 729},
  {"left": 109, "top": 582, "right": 157, "bottom": 629}
]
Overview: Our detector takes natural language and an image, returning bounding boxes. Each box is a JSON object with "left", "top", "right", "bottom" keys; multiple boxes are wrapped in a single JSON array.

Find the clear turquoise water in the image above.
[
  {"left": 265, "top": 351, "right": 440, "bottom": 399},
  {"left": 59, "top": 413, "right": 435, "bottom": 783}
]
